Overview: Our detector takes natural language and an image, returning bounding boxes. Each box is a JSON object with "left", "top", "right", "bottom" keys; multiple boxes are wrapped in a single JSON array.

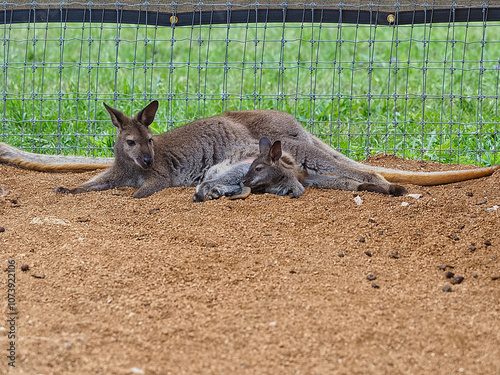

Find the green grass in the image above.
[{"left": 1, "top": 20, "right": 499, "bottom": 165}]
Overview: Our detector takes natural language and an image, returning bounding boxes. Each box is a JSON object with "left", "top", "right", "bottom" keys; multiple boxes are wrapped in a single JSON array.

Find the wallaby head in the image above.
[
  {"left": 103, "top": 101, "right": 159, "bottom": 170},
  {"left": 242, "top": 137, "right": 306, "bottom": 197}
]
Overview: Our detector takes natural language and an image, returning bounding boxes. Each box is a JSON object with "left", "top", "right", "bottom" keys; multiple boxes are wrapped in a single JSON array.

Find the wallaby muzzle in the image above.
[{"left": 137, "top": 153, "right": 154, "bottom": 169}]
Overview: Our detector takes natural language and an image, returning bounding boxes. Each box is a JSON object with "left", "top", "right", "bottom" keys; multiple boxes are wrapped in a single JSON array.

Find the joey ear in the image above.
[
  {"left": 134, "top": 100, "right": 159, "bottom": 127},
  {"left": 269, "top": 141, "right": 282, "bottom": 163},
  {"left": 259, "top": 137, "right": 273, "bottom": 154},
  {"left": 103, "top": 102, "right": 129, "bottom": 130}
]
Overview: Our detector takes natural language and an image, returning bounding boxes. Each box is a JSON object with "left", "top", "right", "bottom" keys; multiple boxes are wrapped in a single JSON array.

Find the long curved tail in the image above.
[
  {"left": 0, "top": 142, "right": 113, "bottom": 173},
  {"left": 311, "top": 136, "right": 500, "bottom": 186},
  {"left": 358, "top": 163, "right": 500, "bottom": 185}
]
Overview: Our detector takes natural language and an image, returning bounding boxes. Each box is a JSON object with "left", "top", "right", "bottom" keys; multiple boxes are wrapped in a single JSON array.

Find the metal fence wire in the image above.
[{"left": 1, "top": 1, "right": 499, "bottom": 165}]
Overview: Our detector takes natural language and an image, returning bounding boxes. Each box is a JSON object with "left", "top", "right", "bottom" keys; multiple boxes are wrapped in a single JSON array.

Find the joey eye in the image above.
[
  {"left": 127, "top": 140, "right": 136, "bottom": 146},
  {"left": 255, "top": 167, "right": 262, "bottom": 172},
  {"left": 148, "top": 138, "right": 153, "bottom": 144}
]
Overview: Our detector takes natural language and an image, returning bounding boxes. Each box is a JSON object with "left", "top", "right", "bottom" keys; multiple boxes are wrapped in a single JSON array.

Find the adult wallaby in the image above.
[{"left": 1, "top": 100, "right": 499, "bottom": 198}]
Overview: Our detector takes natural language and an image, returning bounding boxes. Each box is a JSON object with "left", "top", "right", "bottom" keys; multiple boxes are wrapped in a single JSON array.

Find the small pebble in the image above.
[
  {"left": 359, "top": 237, "right": 365, "bottom": 243},
  {"left": 130, "top": 368, "right": 145, "bottom": 375},
  {"left": 378, "top": 230, "right": 383, "bottom": 235},
  {"left": 0, "top": 226, "right": 5, "bottom": 233},
  {"left": 366, "top": 274, "right": 377, "bottom": 281},
  {"left": 445, "top": 271, "right": 455, "bottom": 279},
  {"left": 389, "top": 251, "right": 400, "bottom": 259},
  {"left": 364, "top": 251, "right": 372, "bottom": 257},
  {"left": 21, "top": 264, "right": 29, "bottom": 272},
  {"left": 443, "top": 285, "right": 452, "bottom": 292},
  {"left": 289, "top": 270, "right": 297, "bottom": 274},
  {"left": 484, "top": 240, "right": 492, "bottom": 246},
  {"left": 473, "top": 274, "right": 478, "bottom": 278},
  {"left": 338, "top": 252, "right": 345, "bottom": 258},
  {"left": 466, "top": 192, "right": 473, "bottom": 197},
  {"left": 451, "top": 276, "right": 464, "bottom": 285},
  {"left": 492, "top": 276, "right": 499, "bottom": 281},
  {"left": 469, "top": 244, "right": 476, "bottom": 252},
  {"left": 371, "top": 282, "right": 380, "bottom": 289}
]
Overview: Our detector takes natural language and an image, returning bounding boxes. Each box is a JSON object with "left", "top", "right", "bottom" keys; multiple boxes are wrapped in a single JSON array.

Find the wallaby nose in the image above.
[{"left": 143, "top": 155, "right": 153, "bottom": 167}]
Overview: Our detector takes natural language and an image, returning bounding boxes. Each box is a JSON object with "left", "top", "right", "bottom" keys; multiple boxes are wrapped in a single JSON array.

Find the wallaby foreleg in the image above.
[
  {"left": 54, "top": 167, "right": 148, "bottom": 196},
  {"left": 55, "top": 169, "right": 123, "bottom": 195}
]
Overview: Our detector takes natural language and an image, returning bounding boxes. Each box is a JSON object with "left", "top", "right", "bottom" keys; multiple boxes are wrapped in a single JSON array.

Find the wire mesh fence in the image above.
[{"left": 1, "top": 1, "right": 499, "bottom": 165}]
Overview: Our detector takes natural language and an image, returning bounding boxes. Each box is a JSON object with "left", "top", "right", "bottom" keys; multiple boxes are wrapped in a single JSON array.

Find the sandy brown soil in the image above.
[{"left": 1, "top": 155, "right": 499, "bottom": 375}]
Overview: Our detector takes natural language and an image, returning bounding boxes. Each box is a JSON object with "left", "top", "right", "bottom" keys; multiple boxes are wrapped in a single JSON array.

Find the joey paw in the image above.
[{"left": 207, "top": 187, "right": 224, "bottom": 200}]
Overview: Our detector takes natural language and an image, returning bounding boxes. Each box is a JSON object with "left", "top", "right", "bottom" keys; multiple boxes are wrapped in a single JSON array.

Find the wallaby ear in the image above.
[
  {"left": 259, "top": 137, "right": 273, "bottom": 154},
  {"left": 134, "top": 100, "right": 159, "bottom": 127},
  {"left": 103, "top": 102, "right": 129, "bottom": 130},
  {"left": 269, "top": 141, "right": 282, "bottom": 163}
]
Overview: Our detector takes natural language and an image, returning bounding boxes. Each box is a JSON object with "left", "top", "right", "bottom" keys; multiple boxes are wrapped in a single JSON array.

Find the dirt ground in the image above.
[{"left": 1, "top": 155, "right": 499, "bottom": 375}]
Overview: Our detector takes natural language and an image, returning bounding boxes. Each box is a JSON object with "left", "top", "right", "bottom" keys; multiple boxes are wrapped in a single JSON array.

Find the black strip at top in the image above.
[{"left": 1, "top": 7, "right": 500, "bottom": 26}]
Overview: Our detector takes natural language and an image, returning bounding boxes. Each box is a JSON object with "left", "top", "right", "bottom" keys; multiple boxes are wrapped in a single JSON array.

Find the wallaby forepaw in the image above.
[
  {"left": 192, "top": 192, "right": 206, "bottom": 203},
  {"left": 207, "top": 188, "right": 222, "bottom": 200},
  {"left": 54, "top": 187, "right": 71, "bottom": 194}
]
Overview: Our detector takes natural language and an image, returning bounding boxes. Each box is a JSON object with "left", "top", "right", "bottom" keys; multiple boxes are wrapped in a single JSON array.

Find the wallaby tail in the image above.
[
  {"left": 359, "top": 164, "right": 500, "bottom": 185},
  {"left": 308, "top": 136, "right": 500, "bottom": 186},
  {"left": 0, "top": 142, "right": 113, "bottom": 173}
]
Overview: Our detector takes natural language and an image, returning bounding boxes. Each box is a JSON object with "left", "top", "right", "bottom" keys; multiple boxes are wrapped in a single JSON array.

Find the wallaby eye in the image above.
[
  {"left": 127, "top": 140, "right": 136, "bottom": 146},
  {"left": 255, "top": 167, "right": 262, "bottom": 172}
]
